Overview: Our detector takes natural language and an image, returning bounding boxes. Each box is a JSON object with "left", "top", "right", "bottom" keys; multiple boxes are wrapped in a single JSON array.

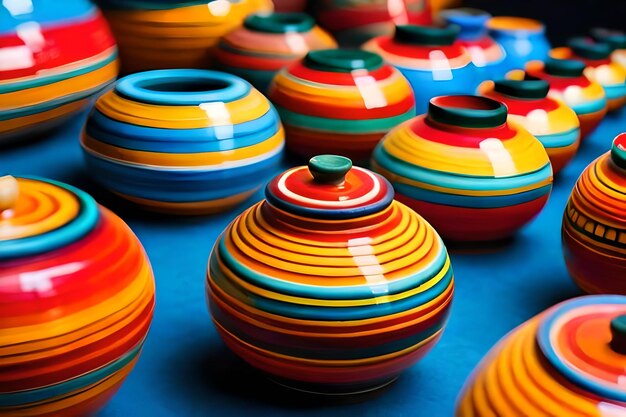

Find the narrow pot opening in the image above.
[
  {"left": 137, "top": 79, "right": 231, "bottom": 94},
  {"left": 428, "top": 95, "right": 508, "bottom": 128}
]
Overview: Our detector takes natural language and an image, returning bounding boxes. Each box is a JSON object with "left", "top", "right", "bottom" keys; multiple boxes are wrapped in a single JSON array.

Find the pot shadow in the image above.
[{"left": 446, "top": 236, "right": 516, "bottom": 255}]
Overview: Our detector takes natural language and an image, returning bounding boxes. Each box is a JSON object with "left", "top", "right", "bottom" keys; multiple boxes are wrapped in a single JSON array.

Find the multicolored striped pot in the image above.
[
  {"left": 0, "top": 175, "right": 155, "bottom": 416},
  {"left": 315, "top": 0, "right": 432, "bottom": 47},
  {"left": 206, "top": 155, "right": 454, "bottom": 394},
  {"left": 268, "top": 49, "right": 415, "bottom": 162},
  {"left": 439, "top": 8, "right": 506, "bottom": 82},
  {"left": 487, "top": 16, "right": 551, "bottom": 74},
  {"left": 562, "top": 133, "right": 626, "bottom": 295},
  {"left": 363, "top": 24, "right": 478, "bottom": 114},
  {"left": 551, "top": 38, "right": 626, "bottom": 112},
  {"left": 81, "top": 69, "right": 284, "bottom": 215},
  {"left": 215, "top": 13, "right": 337, "bottom": 94},
  {"left": 480, "top": 79, "right": 580, "bottom": 175},
  {"left": 525, "top": 58, "right": 607, "bottom": 140},
  {"left": 591, "top": 28, "right": 626, "bottom": 71},
  {"left": 0, "top": 0, "right": 118, "bottom": 143},
  {"left": 95, "top": 0, "right": 272, "bottom": 73},
  {"left": 457, "top": 295, "right": 626, "bottom": 416},
  {"left": 372, "top": 95, "right": 553, "bottom": 243}
]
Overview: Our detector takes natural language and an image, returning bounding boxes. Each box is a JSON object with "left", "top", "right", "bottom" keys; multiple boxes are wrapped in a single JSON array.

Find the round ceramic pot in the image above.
[
  {"left": 214, "top": 13, "right": 337, "bottom": 94},
  {"left": 562, "top": 133, "right": 626, "bottom": 295},
  {"left": 480, "top": 79, "right": 580, "bottom": 175},
  {"left": 315, "top": 0, "right": 432, "bottom": 47},
  {"left": 81, "top": 69, "right": 285, "bottom": 215},
  {"left": 550, "top": 38, "right": 626, "bottom": 112},
  {"left": 0, "top": 0, "right": 118, "bottom": 143},
  {"left": 268, "top": 49, "right": 415, "bottom": 162},
  {"left": 206, "top": 155, "right": 454, "bottom": 394},
  {"left": 272, "top": 0, "right": 307, "bottom": 12},
  {"left": 439, "top": 8, "right": 506, "bottom": 82},
  {"left": 363, "top": 25, "right": 479, "bottom": 115},
  {"left": 525, "top": 58, "right": 607, "bottom": 140},
  {"left": 487, "top": 16, "right": 551, "bottom": 74},
  {"left": 591, "top": 28, "right": 626, "bottom": 70},
  {"left": 457, "top": 295, "right": 626, "bottom": 416},
  {"left": 95, "top": 0, "right": 272, "bottom": 73},
  {"left": 0, "top": 175, "right": 155, "bottom": 416},
  {"left": 372, "top": 95, "right": 553, "bottom": 243}
]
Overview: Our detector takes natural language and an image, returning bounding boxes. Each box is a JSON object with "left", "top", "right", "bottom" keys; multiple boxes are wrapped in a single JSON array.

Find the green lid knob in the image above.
[
  {"left": 244, "top": 12, "right": 314, "bottom": 34},
  {"left": 590, "top": 27, "right": 626, "bottom": 51},
  {"left": 568, "top": 37, "right": 612, "bottom": 60},
  {"left": 543, "top": 58, "right": 585, "bottom": 77},
  {"left": 304, "top": 49, "right": 383, "bottom": 73},
  {"left": 493, "top": 79, "right": 549, "bottom": 99},
  {"left": 394, "top": 24, "right": 460, "bottom": 46},
  {"left": 308, "top": 155, "right": 353, "bottom": 184},
  {"left": 610, "top": 133, "right": 626, "bottom": 170},
  {"left": 610, "top": 315, "right": 626, "bottom": 354}
]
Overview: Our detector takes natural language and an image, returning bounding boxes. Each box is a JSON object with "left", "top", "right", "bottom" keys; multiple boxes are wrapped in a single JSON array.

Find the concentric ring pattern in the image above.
[
  {"left": 562, "top": 133, "right": 626, "bottom": 295},
  {"left": 0, "top": 177, "right": 155, "bottom": 416},
  {"left": 456, "top": 295, "right": 626, "bottom": 416},
  {"left": 372, "top": 95, "right": 553, "bottom": 242},
  {"left": 81, "top": 69, "right": 285, "bottom": 215},
  {"left": 206, "top": 157, "right": 454, "bottom": 393},
  {"left": 0, "top": 0, "right": 118, "bottom": 142}
]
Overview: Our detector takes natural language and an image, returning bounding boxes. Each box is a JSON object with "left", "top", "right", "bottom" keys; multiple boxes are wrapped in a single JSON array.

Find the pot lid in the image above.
[
  {"left": 265, "top": 155, "right": 394, "bottom": 219},
  {"left": 0, "top": 176, "right": 99, "bottom": 260},
  {"left": 537, "top": 295, "right": 626, "bottom": 403},
  {"left": 568, "top": 37, "right": 612, "bottom": 60},
  {"left": 244, "top": 12, "right": 315, "bottom": 34},
  {"left": 493, "top": 79, "right": 549, "bottom": 99},
  {"left": 590, "top": 28, "right": 626, "bottom": 50},
  {"left": 611, "top": 133, "right": 626, "bottom": 170}
]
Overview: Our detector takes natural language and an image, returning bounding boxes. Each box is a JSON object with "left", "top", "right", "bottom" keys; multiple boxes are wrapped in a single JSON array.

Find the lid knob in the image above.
[
  {"left": 610, "top": 315, "right": 626, "bottom": 354},
  {"left": 308, "top": 155, "right": 352, "bottom": 185},
  {"left": 611, "top": 133, "right": 626, "bottom": 170},
  {"left": 0, "top": 175, "right": 18, "bottom": 213}
]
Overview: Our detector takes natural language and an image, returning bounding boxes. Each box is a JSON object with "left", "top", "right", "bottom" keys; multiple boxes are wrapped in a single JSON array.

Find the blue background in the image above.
[{"left": 1, "top": 109, "right": 624, "bottom": 416}]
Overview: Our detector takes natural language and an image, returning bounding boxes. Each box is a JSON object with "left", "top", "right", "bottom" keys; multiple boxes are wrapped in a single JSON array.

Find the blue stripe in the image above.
[
  {"left": 570, "top": 96, "right": 608, "bottom": 115},
  {"left": 604, "top": 82, "right": 626, "bottom": 101},
  {"left": 535, "top": 127, "right": 580, "bottom": 148}
]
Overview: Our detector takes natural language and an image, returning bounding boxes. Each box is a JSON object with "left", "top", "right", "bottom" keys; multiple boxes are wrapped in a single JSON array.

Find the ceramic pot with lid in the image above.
[
  {"left": 590, "top": 28, "right": 626, "bottom": 71},
  {"left": 205, "top": 155, "right": 454, "bottom": 394}
]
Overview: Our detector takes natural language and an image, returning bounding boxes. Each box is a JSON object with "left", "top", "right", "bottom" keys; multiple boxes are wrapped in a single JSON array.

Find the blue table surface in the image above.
[{"left": 2, "top": 109, "right": 624, "bottom": 416}]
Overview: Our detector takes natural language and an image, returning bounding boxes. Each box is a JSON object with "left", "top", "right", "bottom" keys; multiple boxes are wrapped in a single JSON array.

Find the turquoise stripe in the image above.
[
  {"left": 536, "top": 127, "right": 580, "bottom": 148},
  {"left": 604, "top": 83, "right": 626, "bottom": 100},
  {"left": 570, "top": 96, "right": 607, "bottom": 115}
]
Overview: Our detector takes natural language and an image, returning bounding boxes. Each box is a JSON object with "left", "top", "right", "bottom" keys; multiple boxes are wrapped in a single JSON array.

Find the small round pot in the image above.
[
  {"left": 268, "top": 49, "right": 415, "bottom": 162},
  {"left": 206, "top": 155, "right": 454, "bottom": 394},
  {"left": 363, "top": 24, "right": 479, "bottom": 115},
  {"left": 0, "top": 0, "right": 118, "bottom": 143},
  {"left": 95, "top": 0, "right": 272, "bottom": 73},
  {"left": 487, "top": 16, "right": 551, "bottom": 74},
  {"left": 550, "top": 38, "right": 626, "bottom": 112},
  {"left": 81, "top": 69, "right": 284, "bottom": 215},
  {"left": 372, "top": 95, "right": 553, "bottom": 243},
  {"left": 562, "top": 133, "right": 626, "bottom": 295},
  {"left": 214, "top": 13, "right": 337, "bottom": 93},
  {"left": 0, "top": 175, "right": 155, "bottom": 416},
  {"left": 457, "top": 295, "right": 626, "bottom": 416},
  {"left": 591, "top": 28, "right": 626, "bottom": 70},
  {"left": 480, "top": 79, "right": 580, "bottom": 175}
]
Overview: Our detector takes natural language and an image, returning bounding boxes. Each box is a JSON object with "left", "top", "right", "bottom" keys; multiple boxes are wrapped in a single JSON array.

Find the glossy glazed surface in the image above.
[
  {"left": 0, "top": 177, "right": 155, "bottom": 416},
  {"left": 372, "top": 95, "right": 553, "bottom": 242},
  {"left": 363, "top": 25, "right": 478, "bottom": 114},
  {"left": 206, "top": 157, "right": 454, "bottom": 393},
  {"left": 562, "top": 134, "right": 626, "bottom": 295},
  {"left": 480, "top": 79, "right": 581, "bottom": 174},
  {"left": 315, "top": 0, "right": 432, "bottom": 46},
  {"left": 0, "top": 0, "right": 118, "bottom": 142},
  {"left": 525, "top": 59, "right": 608, "bottom": 139},
  {"left": 268, "top": 49, "right": 415, "bottom": 162},
  {"left": 215, "top": 13, "right": 337, "bottom": 93},
  {"left": 456, "top": 295, "right": 626, "bottom": 416},
  {"left": 81, "top": 69, "right": 285, "bottom": 215},
  {"left": 95, "top": 0, "right": 272, "bottom": 73}
]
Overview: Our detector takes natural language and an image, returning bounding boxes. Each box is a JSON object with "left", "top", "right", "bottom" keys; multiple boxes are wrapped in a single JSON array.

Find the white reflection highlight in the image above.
[
  {"left": 562, "top": 85, "right": 584, "bottom": 106},
  {"left": 17, "top": 21, "right": 44, "bottom": 52},
  {"left": 19, "top": 262, "right": 83, "bottom": 293},
  {"left": 285, "top": 32, "right": 307, "bottom": 53},
  {"left": 0, "top": 45, "right": 33, "bottom": 70},
  {"left": 2, "top": 0, "right": 33, "bottom": 16},
  {"left": 207, "top": 0, "right": 231, "bottom": 16},
  {"left": 466, "top": 46, "right": 487, "bottom": 68},
  {"left": 429, "top": 50, "right": 453, "bottom": 81},
  {"left": 479, "top": 138, "right": 517, "bottom": 177},
  {"left": 388, "top": 0, "right": 409, "bottom": 24},
  {"left": 513, "top": 38, "right": 532, "bottom": 57},
  {"left": 199, "top": 101, "right": 234, "bottom": 139},
  {"left": 348, "top": 237, "right": 389, "bottom": 295},
  {"left": 526, "top": 109, "right": 550, "bottom": 135},
  {"left": 598, "top": 402, "right": 626, "bottom": 416},
  {"left": 352, "top": 69, "right": 387, "bottom": 109}
]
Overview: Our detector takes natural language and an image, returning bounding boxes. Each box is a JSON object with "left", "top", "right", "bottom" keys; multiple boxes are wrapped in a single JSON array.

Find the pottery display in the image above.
[
  {"left": 268, "top": 49, "right": 415, "bottom": 162},
  {"left": 480, "top": 79, "right": 580, "bottom": 174},
  {"left": 525, "top": 58, "right": 607, "bottom": 139},
  {"left": 551, "top": 38, "right": 626, "bottom": 112},
  {"left": 487, "top": 16, "right": 551, "bottom": 74},
  {"left": 214, "top": 13, "right": 337, "bottom": 93},
  {"left": 81, "top": 69, "right": 284, "bottom": 215},
  {"left": 363, "top": 24, "right": 478, "bottom": 114},
  {"left": 439, "top": 8, "right": 506, "bottom": 82},
  {"left": 0, "top": 175, "right": 155, "bottom": 416},
  {"left": 205, "top": 155, "right": 454, "bottom": 393},
  {"left": 0, "top": 0, "right": 118, "bottom": 143},
  {"left": 315, "top": 0, "right": 432, "bottom": 47},
  {"left": 591, "top": 28, "right": 626, "bottom": 70},
  {"left": 95, "top": 0, "right": 272, "bottom": 73},
  {"left": 562, "top": 133, "right": 626, "bottom": 295},
  {"left": 371, "top": 95, "right": 553, "bottom": 242},
  {"left": 272, "top": 0, "right": 307, "bottom": 12},
  {"left": 456, "top": 295, "right": 626, "bottom": 416}
]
